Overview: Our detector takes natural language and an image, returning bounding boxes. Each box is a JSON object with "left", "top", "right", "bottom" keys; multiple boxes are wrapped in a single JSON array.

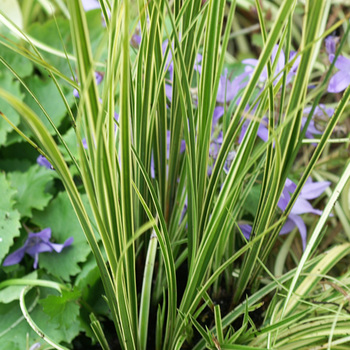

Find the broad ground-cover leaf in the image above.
[
  {"left": 0, "top": 0, "right": 23, "bottom": 29},
  {"left": 0, "top": 289, "right": 81, "bottom": 349},
  {"left": 27, "top": 17, "right": 73, "bottom": 77},
  {"left": 0, "top": 271, "right": 37, "bottom": 304},
  {"left": 59, "top": 126, "right": 80, "bottom": 161},
  {"left": 0, "top": 173, "right": 21, "bottom": 263},
  {"left": 75, "top": 252, "right": 111, "bottom": 317},
  {"left": 0, "top": 299, "right": 38, "bottom": 350},
  {"left": 0, "top": 44, "right": 33, "bottom": 78},
  {"left": 39, "top": 288, "right": 81, "bottom": 340},
  {"left": 75, "top": 253, "right": 100, "bottom": 300},
  {"left": 0, "top": 38, "right": 33, "bottom": 77},
  {"left": 7, "top": 164, "right": 55, "bottom": 218},
  {"left": 32, "top": 192, "right": 91, "bottom": 280},
  {"left": 0, "top": 70, "right": 23, "bottom": 145},
  {"left": 23, "top": 75, "right": 74, "bottom": 135},
  {"left": 0, "top": 158, "right": 32, "bottom": 173},
  {"left": 243, "top": 185, "right": 261, "bottom": 216},
  {"left": 27, "top": 11, "right": 106, "bottom": 76},
  {"left": 39, "top": 288, "right": 81, "bottom": 317}
]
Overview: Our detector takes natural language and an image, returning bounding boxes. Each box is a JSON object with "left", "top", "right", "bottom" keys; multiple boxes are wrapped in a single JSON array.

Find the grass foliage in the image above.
[{"left": 0, "top": 0, "right": 350, "bottom": 349}]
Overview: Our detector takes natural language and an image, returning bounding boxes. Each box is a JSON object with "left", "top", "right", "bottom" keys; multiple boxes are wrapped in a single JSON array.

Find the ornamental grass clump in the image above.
[{"left": 0, "top": 1, "right": 350, "bottom": 349}]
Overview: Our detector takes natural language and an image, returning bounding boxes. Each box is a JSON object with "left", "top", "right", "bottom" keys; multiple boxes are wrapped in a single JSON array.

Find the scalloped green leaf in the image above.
[
  {"left": 0, "top": 172, "right": 17, "bottom": 209},
  {"left": 39, "top": 288, "right": 81, "bottom": 317},
  {"left": 0, "top": 70, "right": 23, "bottom": 145},
  {"left": 0, "top": 0, "right": 23, "bottom": 29},
  {"left": 7, "top": 164, "right": 55, "bottom": 218},
  {"left": 0, "top": 271, "right": 37, "bottom": 303},
  {"left": 0, "top": 39, "right": 33, "bottom": 77},
  {"left": 0, "top": 173, "right": 21, "bottom": 263},
  {"left": 32, "top": 191, "right": 91, "bottom": 281},
  {"left": 0, "top": 290, "right": 81, "bottom": 349},
  {"left": 22, "top": 75, "right": 74, "bottom": 135},
  {"left": 243, "top": 185, "right": 261, "bottom": 216},
  {"left": 39, "top": 288, "right": 81, "bottom": 339},
  {"left": 26, "top": 11, "right": 106, "bottom": 76}
]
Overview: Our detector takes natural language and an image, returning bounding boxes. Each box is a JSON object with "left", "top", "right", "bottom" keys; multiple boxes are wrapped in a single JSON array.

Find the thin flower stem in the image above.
[
  {"left": 19, "top": 286, "right": 69, "bottom": 350},
  {"left": 0, "top": 279, "right": 69, "bottom": 292}
]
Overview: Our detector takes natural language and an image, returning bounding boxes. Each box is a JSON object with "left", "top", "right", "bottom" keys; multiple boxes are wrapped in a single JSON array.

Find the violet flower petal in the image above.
[
  {"left": 287, "top": 51, "right": 301, "bottom": 80},
  {"left": 242, "top": 58, "right": 258, "bottom": 67},
  {"left": 81, "top": 0, "right": 100, "bottom": 11},
  {"left": 49, "top": 237, "right": 74, "bottom": 253},
  {"left": 2, "top": 246, "right": 27, "bottom": 266},
  {"left": 280, "top": 214, "right": 307, "bottom": 250},
  {"left": 2, "top": 228, "right": 73, "bottom": 269},
  {"left": 285, "top": 178, "right": 297, "bottom": 192},
  {"left": 32, "top": 227, "right": 52, "bottom": 241},
  {"left": 300, "top": 180, "right": 331, "bottom": 200},
  {"left": 257, "top": 122, "right": 269, "bottom": 142},
  {"left": 165, "top": 84, "right": 173, "bottom": 101},
  {"left": 238, "top": 120, "right": 249, "bottom": 144},
  {"left": 37, "top": 155, "right": 53, "bottom": 170},
  {"left": 291, "top": 197, "right": 323, "bottom": 215},
  {"left": 26, "top": 242, "right": 53, "bottom": 256},
  {"left": 278, "top": 188, "right": 292, "bottom": 212},
  {"left": 33, "top": 254, "right": 39, "bottom": 269},
  {"left": 82, "top": 138, "right": 88, "bottom": 149},
  {"left": 325, "top": 36, "right": 337, "bottom": 56},
  {"left": 328, "top": 71, "right": 350, "bottom": 93},
  {"left": 289, "top": 214, "right": 307, "bottom": 250},
  {"left": 274, "top": 45, "right": 285, "bottom": 74},
  {"left": 238, "top": 224, "right": 252, "bottom": 240},
  {"left": 212, "top": 106, "right": 224, "bottom": 129},
  {"left": 150, "top": 154, "right": 155, "bottom": 179},
  {"left": 278, "top": 178, "right": 296, "bottom": 211},
  {"left": 334, "top": 55, "right": 350, "bottom": 71},
  {"left": 95, "top": 71, "right": 104, "bottom": 85},
  {"left": 29, "top": 343, "right": 41, "bottom": 350},
  {"left": 73, "top": 88, "right": 80, "bottom": 98},
  {"left": 301, "top": 118, "right": 322, "bottom": 136},
  {"left": 279, "top": 218, "right": 296, "bottom": 235},
  {"left": 194, "top": 53, "right": 203, "bottom": 74}
]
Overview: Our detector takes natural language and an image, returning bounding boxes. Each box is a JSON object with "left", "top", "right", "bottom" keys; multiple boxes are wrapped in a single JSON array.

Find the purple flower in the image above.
[
  {"left": 278, "top": 177, "right": 331, "bottom": 250},
  {"left": 163, "top": 38, "right": 202, "bottom": 102},
  {"left": 238, "top": 224, "right": 253, "bottom": 240},
  {"left": 131, "top": 33, "right": 141, "bottom": 48},
  {"left": 150, "top": 130, "right": 186, "bottom": 178},
  {"left": 212, "top": 106, "right": 224, "bottom": 131},
  {"left": 327, "top": 55, "right": 350, "bottom": 93},
  {"left": 208, "top": 130, "right": 236, "bottom": 175},
  {"left": 2, "top": 228, "right": 73, "bottom": 269},
  {"left": 82, "top": 138, "right": 88, "bottom": 149},
  {"left": 81, "top": 0, "right": 100, "bottom": 11},
  {"left": 301, "top": 104, "right": 334, "bottom": 139},
  {"left": 243, "top": 45, "right": 300, "bottom": 85},
  {"left": 241, "top": 178, "right": 330, "bottom": 250},
  {"left": 73, "top": 71, "right": 104, "bottom": 98},
  {"left": 180, "top": 196, "right": 188, "bottom": 224},
  {"left": 325, "top": 36, "right": 338, "bottom": 57},
  {"left": 82, "top": 112, "right": 119, "bottom": 149},
  {"left": 216, "top": 69, "right": 248, "bottom": 104},
  {"left": 29, "top": 343, "right": 41, "bottom": 350},
  {"left": 288, "top": 51, "right": 301, "bottom": 77},
  {"left": 237, "top": 100, "right": 269, "bottom": 144},
  {"left": 238, "top": 116, "right": 269, "bottom": 144},
  {"left": 325, "top": 36, "right": 350, "bottom": 93},
  {"left": 37, "top": 155, "right": 53, "bottom": 170}
]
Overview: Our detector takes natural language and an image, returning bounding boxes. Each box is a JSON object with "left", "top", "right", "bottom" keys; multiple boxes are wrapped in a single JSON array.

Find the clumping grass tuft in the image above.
[{"left": 0, "top": 0, "right": 350, "bottom": 349}]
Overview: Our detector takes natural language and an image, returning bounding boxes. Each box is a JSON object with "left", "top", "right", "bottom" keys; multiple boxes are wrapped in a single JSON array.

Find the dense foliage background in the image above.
[{"left": 0, "top": 0, "right": 349, "bottom": 349}]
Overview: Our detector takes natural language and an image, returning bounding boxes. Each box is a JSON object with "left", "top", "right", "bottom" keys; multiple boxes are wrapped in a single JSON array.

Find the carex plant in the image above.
[{"left": 1, "top": 0, "right": 350, "bottom": 349}]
